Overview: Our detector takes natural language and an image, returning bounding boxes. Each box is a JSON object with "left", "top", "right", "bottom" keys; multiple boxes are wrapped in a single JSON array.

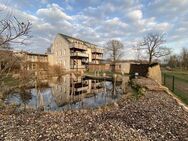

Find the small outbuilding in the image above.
[{"left": 130, "top": 63, "right": 162, "bottom": 84}]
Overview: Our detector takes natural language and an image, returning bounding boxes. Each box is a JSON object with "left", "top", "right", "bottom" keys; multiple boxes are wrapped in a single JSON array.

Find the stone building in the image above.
[
  {"left": 48, "top": 33, "right": 104, "bottom": 71},
  {"left": 114, "top": 61, "right": 138, "bottom": 74},
  {"left": 0, "top": 49, "right": 48, "bottom": 73},
  {"left": 24, "top": 52, "right": 48, "bottom": 71}
]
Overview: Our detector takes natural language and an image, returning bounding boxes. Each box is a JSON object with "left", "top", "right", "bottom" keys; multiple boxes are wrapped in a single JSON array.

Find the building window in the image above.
[{"left": 32, "top": 64, "right": 36, "bottom": 70}]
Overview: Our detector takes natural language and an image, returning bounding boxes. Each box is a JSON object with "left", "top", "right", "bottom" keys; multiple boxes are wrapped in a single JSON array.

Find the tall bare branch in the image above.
[
  {"left": 105, "top": 40, "right": 124, "bottom": 71},
  {"left": 137, "top": 32, "right": 170, "bottom": 64},
  {"left": 0, "top": 16, "right": 32, "bottom": 47}
]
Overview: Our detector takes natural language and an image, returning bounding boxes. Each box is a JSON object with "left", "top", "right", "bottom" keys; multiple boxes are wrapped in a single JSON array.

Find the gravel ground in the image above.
[{"left": 0, "top": 78, "right": 188, "bottom": 141}]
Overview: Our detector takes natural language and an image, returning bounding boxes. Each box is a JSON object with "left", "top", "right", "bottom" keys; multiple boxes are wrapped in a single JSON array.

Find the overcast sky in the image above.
[{"left": 0, "top": 0, "right": 188, "bottom": 59}]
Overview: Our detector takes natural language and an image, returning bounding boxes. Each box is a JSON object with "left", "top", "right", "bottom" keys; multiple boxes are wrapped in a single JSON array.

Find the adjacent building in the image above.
[
  {"left": 1, "top": 33, "right": 104, "bottom": 73},
  {"left": 48, "top": 33, "right": 104, "bottom": 71},
  {"left": 0, "top": 49, "right": 48, "bottom": 74},
  {"left": 24, "top": 52, "right": 48, "bottom": 71}
]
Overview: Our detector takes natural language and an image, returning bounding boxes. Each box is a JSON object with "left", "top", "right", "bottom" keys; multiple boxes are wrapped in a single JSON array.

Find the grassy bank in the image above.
[
  {"left": 162, "top": 69, "right": 188, "bottom": 105},
  {"left": 162, "top": 69, "right": 188, "bottom": 80}
]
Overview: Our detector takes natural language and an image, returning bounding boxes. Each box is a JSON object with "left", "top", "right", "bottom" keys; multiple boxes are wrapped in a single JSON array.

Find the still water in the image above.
[{"left": 5, "top": 75, "right": 129, "bottom": 111}]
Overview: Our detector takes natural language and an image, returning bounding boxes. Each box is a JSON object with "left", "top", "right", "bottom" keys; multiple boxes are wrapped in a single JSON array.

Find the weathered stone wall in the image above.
[
  {"left": 129, "top": 63, "right": 162, "bottom": 84},
  {"left": 148, "top": 64, "right": 162, "bottom": 84}
]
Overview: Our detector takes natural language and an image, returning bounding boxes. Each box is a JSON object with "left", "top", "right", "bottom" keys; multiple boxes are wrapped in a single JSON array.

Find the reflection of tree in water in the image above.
[
  {"left": 111, "top": 81, "right": 120, "bottom": 99},
  {"left": 35, "top": 79, "right": 48, "bottom": 110},
  {"left": 104, "top": 80, "right": 123, "bottom": 99},
  {"left": 19, "top": 89, "right": 32, "bottom": 104}
]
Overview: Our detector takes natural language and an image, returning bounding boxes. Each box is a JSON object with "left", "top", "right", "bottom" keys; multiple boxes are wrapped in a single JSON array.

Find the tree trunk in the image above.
[
  {"left": 149, "top": 55, "right": 152, "bottom": 65},
  {"left": 111, "top": 63, "right": 115, "bottom": 72}
]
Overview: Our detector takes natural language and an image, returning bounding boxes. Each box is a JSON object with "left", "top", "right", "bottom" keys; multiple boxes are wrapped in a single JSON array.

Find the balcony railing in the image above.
[
  {"left": 71, "top": 52, "right": 88, "bottom": 58},
  {"left": 70, "top": 43, "right": 87, "bottom": 50},
  {"left": 74, "top": 86, "right": 88, "bottom": 92},
  {"left": 91, "top": 48, "right": 103, "bottom": 54},
  {"left": 81, "top": 59, "right": 89, "bottom": 63},
  {"left": 92, "top": 55, "right": 103, "bottom": 60}
]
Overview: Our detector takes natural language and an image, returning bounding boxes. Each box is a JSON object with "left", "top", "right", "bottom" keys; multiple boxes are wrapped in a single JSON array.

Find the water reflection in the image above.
[{"left": 5, "top": 74, "right": 129, "bottom": 111}]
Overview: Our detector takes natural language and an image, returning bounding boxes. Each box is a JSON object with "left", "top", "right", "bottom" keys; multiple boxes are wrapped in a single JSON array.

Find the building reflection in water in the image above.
[
  {"left": 5, "top": 74, "right": 129, "bottom": 111},
  {"left": 49, "top": 74, "right": 108, "bottom": 109}
]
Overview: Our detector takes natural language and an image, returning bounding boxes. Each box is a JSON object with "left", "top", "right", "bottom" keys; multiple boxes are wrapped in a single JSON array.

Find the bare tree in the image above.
[
  {"left": 133, "top": 44, "right": 146, "bottom": 62},
  {"left": 0, "top": 7, "right": 32, "bottom": 87},
  {"left": 105, "top": 40, "right": 124, "bottom": 71},
  {"left": 165, "top": 48, "right": 188, "bottom": 70},
  {"left": 0, "top": 50, "right": 22, "bottom": 75},
  {"left": 137, "top": 32, "right": 170, "bottom": 64},
  {"left": 167, "top": 55, "right": 179, "bottom": 68},
  {"left": 0, "top": 16, "right": 32, "bottom": 47},
  {"left": 181, "top": 48, "right": 188, "bottom": 70}
]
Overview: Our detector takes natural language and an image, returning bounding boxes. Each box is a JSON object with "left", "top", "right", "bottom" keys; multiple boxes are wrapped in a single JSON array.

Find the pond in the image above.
[{"left": 4, "top": 74, "right": 129, "bottom": 111}]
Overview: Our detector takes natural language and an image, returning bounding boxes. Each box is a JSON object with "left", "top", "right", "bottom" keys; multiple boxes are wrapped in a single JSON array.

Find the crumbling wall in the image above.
[
  {"left": 148, "top": 64, "right": 162, "bottom": 84},
  {"left": 130, "top": 63, "right": 162, "bottom": 84}
]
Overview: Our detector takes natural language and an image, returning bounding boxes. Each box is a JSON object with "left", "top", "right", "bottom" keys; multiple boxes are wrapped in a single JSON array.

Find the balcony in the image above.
[
  {"left": 81, "top": 59, "right": 89, "bottom": 64},
  {"left": 70, "top": 43, "right": 87, "bottom": 51},
  {"left": 91, "top": 48, "right": 103, "bottom": 54},
  {"left": 74, "top": 86, "right": 88, "bottom": 92},
  {"left": 92, "top": 55, "right": 103, "bottom": 60},
  {"left": 71, "top": 52, "right": 88, "bottom": 58}
]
